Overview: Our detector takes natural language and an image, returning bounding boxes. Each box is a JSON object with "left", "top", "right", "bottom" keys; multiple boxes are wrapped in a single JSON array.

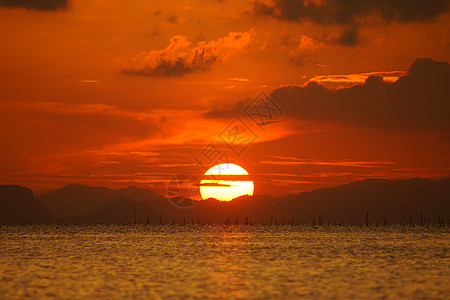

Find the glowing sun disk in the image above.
[{"left": 200, "top": 163, "right": 254, "bottom": 201}]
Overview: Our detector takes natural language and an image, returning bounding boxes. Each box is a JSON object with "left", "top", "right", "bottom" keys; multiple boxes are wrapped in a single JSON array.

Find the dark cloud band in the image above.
[
  {"left": 0, "top": 0, "right": 68, "bottom": 11},
  {"left": 206, "top": 58, "right": 450, "bottom": 131},
  {"left": 252, "top": 0, "right": 449, "bottom": 47},
  {"left": 252, "top": 0, "right": 449, "bottom": 25},
  {"left": 275, "top": 58, "right": 450, "bottom": 131}
]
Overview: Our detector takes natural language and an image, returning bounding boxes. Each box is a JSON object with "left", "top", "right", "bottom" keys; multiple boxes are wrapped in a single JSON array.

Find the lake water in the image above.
[{"left": 0, "top": 225, "right": 448, "bottom": 299}]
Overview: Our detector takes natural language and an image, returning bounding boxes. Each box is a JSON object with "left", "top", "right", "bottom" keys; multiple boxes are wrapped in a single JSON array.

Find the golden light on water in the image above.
[{"left": 200, "top": 163, "right": 254, "bottom": 201}]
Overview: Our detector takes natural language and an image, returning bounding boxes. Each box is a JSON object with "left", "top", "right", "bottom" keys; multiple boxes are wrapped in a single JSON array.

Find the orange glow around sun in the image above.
[{"left": 200, "top": 163, "right": 254, "bottom": 201}]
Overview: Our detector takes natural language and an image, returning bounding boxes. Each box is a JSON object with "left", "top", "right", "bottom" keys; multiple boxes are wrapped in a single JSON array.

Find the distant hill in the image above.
[
  {"left": 163, "top": 177, "right": 450, "bottom": 224},
  {"left": 277, "top": 177, "right": 450, "bottom": 224},
  {"left": 37, "top": 183, "right": 168, "bottom": 218},
  {"left": 116, "top": 185, "right": 166, "bottom": 203},
  {"left": 3, "top": 177, "right": 449, "bottom": 224},
  {"left": 37, "top": 183, "right": 118, "bottom": 218},
  {"left": 0, "top": 185, "right": 56, "bottom": 224}
]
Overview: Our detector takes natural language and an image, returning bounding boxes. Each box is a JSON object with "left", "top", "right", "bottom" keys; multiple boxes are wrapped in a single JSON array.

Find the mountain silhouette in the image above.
[
  {"left": 278, "top": 177, "right": 450, "bottom": 224},
  {"left": 37, "top": 183, "right": 118, "bottom": 218},
  {"left": 2, "top": 177, "right": 449, "bottom": 224},
  {"left": 0, "top": 185, "right": 56, "bottom": 224},
  {"left": 162, "top": 177, "right": 450, "bottom": 224},
  {"left": 37, "top": 183, "right": 168, "bottom": 218},
  {"left": 116, "top": 185, "right": 166, "bottom": 203}
]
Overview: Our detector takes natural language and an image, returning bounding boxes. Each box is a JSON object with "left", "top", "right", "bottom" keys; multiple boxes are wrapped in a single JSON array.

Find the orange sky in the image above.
[{"left": 0, "top": 0, "right": 449, "bottom": 195}]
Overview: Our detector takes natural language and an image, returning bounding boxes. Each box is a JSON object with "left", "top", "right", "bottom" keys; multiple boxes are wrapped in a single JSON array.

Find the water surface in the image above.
[{"left": 0, "top": 225, "right": 448, "bottom": 299}]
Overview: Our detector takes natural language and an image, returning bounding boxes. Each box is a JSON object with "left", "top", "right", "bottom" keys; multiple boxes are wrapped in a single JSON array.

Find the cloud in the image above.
[
  {"left": 337, "top": 28, "right": 360, "bottom": 46},
  {"left": 203, "top": 100, "right": 247, "bottom": 119},
  {"left": 200, "top": 182, "right": 233, "bottom": 187},
  {"left": 166, "top": 14, "right": 179, "bottom": 24},
  {"left": 0, "top": 0, "right": 68, "bottom": 11},
  {"left": 123, "top": 31, "right": 253, "bottom": 77},
  {"left": 228, "top": 77, "right": 250, "bottom": 82},
  {"left": 289, "top": 53, "right": 313, "bottom": 66},
  {"left": 251, "top": 0, "right": 449, "bottom": 47},
  {"left": 309, "top": 71, "right": 405, "bottom": 84},
  {"left": 252, "top": 0, "right": 449, "bottom": 25},
  {"left": 273, "top": 58, "right": 450, "bottom": 131},
  {"left": 278, "top": 35, "right": 330, "bottom": 65},
  {"left": 261, "top": 155, "right": 395, "bottom": 168},
  {"left": 206, "top": 58, "right": 450, "bottom": 131},
  {"left": 80, "top": 80, "right": 101, "bottom": 83}
]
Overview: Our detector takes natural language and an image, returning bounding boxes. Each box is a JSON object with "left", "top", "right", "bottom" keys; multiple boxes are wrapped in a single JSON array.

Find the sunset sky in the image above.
[{"left": 0, "top": 0, "right": 449, "bottom": 196}]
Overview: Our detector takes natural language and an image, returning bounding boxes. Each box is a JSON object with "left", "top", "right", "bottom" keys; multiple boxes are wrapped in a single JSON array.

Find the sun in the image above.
[{"left": 200, "top": 163, "right": 254, "bottom": 201}]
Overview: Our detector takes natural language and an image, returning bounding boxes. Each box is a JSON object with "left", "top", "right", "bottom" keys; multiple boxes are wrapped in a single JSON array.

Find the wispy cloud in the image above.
[
  {"left": 262, "top": 155, "right": 395, "bottom": 168},
  {"left": 308, "top": 71, "right": 405, "bottom": 84},
  {"left": 87, "top": 151, "right": 160, "bottom": 157},
  {"left": 200, "top": 182, "right": 233, "bottom": 187},
  {"left": 80, "top": 80, "right": 101, "bottom": 83},
  {"left": 139, "top": 163, "right": 197, "bottom": 168},
  {"left": 270, "top": 179, "right": 316, "bottom": 186},
  {"left": 227, "top": 77, "right": 250, "bottom": 82}
]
